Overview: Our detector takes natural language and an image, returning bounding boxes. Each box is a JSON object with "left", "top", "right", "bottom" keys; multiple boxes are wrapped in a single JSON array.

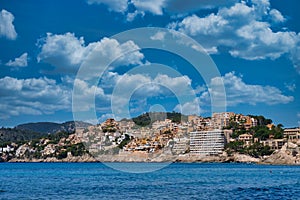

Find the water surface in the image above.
[{"left": 0, "top": 163, "right": 299, "bottom": 199}]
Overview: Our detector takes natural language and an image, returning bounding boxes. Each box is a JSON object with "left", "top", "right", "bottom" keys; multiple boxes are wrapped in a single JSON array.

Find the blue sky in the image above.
[{"left": 0, "top": 0, "right": 299, "bottom": 127}]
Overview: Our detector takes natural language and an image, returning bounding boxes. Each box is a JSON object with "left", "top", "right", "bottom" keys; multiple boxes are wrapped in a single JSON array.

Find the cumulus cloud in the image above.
[
  {"left": 87, "top": 0, "right": 238, "bottom": 20},
  {"left": 0, "top": 76, "right": 70, "bottom": 119},
  {"left": 132, "top": 0, "right": 166, "bottom": 15},
  {"left": 179, "top": 14, "right": 228, "bottom": 36},
  {"left": 174, "top": 98, "right": 201, "bottom": 115},
  {"left": 150, "top": 31, "right": 166, "bottom": 41},
  {"left": 166, "top": 0, "right": 238, "bottom": 13},
  {"left": 0, "top": 9, "right": 17, "bottom": 40},
  {"left": 73, "top": 78, "right": 110, "bottom": 112},
  {"left": 0, "top": 75, "right": 113, "bottom": 119},
  {"left": 269, "top": 9, "right": 285, "bottom": 23},
  {"left": 200, "top": 72, "right": 294, "bottom": 107},
  {"left": 37, "top": 32, "right": 144, "bottom": 74},
  {"left": 6, "top": 53, "right": 28, "bottom": 67},
  {"left": 107, "top": 72, "right": 196, "bottom": 119},
  {"left": 87, "top": 0, "right": 128, "bottom": 12},
  {"left": 171, "top": 1, "right": 300, "bottom": 72}
]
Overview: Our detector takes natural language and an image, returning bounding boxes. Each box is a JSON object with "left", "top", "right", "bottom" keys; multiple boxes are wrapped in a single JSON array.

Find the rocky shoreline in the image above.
[
  {"left": 2, "top": 143, "right": 300, "bottom": 165},
  {"left": 6, "top": 143, "right": 300, "bottom": 165}
]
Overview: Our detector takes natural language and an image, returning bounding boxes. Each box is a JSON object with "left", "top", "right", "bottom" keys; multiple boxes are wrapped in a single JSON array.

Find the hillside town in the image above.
[{"left": 1, "top": 112, "right": 300, "bottom": 164}]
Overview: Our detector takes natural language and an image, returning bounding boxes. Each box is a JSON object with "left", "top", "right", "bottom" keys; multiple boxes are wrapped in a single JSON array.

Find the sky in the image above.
[{"left": 0, "top": 0, "right": 299, "bottom": 128}]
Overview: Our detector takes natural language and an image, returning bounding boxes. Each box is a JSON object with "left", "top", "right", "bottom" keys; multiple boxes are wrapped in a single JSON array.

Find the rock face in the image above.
[
  {"left": 8, "top": 140, "right": 300, "bottom": 165},
  {"left": 263, "top": 142, "right": 300, "bottom": 165},
  {"left": 15, "top": 144, "right": 30, "bottom": 158},
  {"left": 232, "top": 153, "right": 260, "bottom": 163},
  {"left": 9, "top": 154, "right": 97, "bottom": 163}
]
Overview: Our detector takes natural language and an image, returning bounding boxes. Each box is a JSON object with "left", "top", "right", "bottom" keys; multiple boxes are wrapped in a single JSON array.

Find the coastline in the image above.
[{"left": 5, "top": 151, "right": 300, "bottom": 166}]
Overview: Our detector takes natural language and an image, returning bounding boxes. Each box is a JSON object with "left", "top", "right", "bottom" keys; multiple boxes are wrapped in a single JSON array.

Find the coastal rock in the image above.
[
  {"left": 15, "top": 144, "right": 30, "bottom": 158},
  {"left": 263, "top": 143, "right": 300, "bottom": 165},
  {"left": 42, "top": 144, "right": 56, "bottom": 156},
  {"left": 9, "top": 153, "right": 97, "bottom": 163},
  {"left": 232, "top": 153, "right": 260, "bottom": 163}
]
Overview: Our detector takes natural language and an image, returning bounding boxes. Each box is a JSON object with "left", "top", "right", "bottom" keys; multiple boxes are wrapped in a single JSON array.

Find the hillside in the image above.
[
  {"left": 16, "top": 121, "right": 91, "bottom": 134},
  {"left": 132, "top": 112, "right": 188, "bottom": 127},
  {"left": 0, "top": 121, "right": 92, "bottom": 145}
]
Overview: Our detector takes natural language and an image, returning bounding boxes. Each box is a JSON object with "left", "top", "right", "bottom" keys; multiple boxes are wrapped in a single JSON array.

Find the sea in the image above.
[{"left": 0, "top": 162, "right": 299, "bottom": 200}]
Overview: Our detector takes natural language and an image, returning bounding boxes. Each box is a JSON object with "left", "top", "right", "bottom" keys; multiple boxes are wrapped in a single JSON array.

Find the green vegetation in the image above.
[
  {"left": 224, "top": 114, "right": 284, "bottom": 141},
  {"left": 118, "top": 134, "right": 131, "bottom": 149},
  {"left": 252, "top": 124, "right": 284, "bottom": 140},
  {"left": 132, "top": 112, "right": 187, "bottom": 127},
  {"left": 0, "top": 127, "right": 44, "bottom": 144},
  {"left": 246, "top": 143, "right": 273, "bottom": 157},
  {"left": 225, "top": 142, "right": 273, "bottom": 157},
  {"left": 46, "top": 131, "right": 73, "bottom": 144},
  {"left": 57, "top": 151, "right": 68, "bottom": 159},
  {"left": 65, "top": 143, "right": 86, "bottom": 157},
  {"left": 167, "top": 112, "right": 188, "bottom": 123},
  {"left": 248, "top": 115, "right": 272, "bottom": 126},
  {"left": 132, "top": 113, "right": 151, "bottom": 126}
]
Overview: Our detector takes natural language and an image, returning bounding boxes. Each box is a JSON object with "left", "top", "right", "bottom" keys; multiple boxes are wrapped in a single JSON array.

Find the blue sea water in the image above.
[{"left": 0, "top": 162, "right": 299, "bottom": 200}]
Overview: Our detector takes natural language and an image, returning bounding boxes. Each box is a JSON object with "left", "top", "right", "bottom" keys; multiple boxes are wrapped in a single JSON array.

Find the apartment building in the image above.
[{"left": 190, "top": 130, "right": 225, "bottom": 156}]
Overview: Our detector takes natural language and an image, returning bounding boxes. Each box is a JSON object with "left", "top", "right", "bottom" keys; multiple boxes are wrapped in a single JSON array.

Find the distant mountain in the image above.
[
  {"left": 16, "top": 121, "right": 92, "bottom": 134},
  {"left": 0, "top": 127, "right": 42, "bottom": 143},
  {"left": 0, "top": 121, "right": 92, "bottom": 144}
]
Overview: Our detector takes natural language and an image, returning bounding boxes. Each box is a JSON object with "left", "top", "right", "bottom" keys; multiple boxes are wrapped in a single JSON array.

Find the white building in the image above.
[
  {"left": 0, "top": 145, "right": 14, "bottom": 153},
  {"left": 190, "top": 130, "right": 225, "bottom": 156}
]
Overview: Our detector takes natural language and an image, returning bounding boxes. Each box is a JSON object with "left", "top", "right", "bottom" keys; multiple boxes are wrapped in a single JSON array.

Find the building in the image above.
[
  {"left": 172, "top": 137, "right": 189, "bottom": 155},
  {"left": 284, "top": 128, "right": 300, "bottom": 143},
  {"left": 243, "top": 116, "right": 258, "bottom": 130},
  {"left": 238, "top": 133, "right": 253, "bottom": 147},
  {"left": 211, "top": 112, "right": 235, "bottom": 129},
  {"left": 0, "top": 145, "right": 14, "bottom": 153},
  {"left": 261, "top": 139, "right": 285, "bottom": 150},
  {"left": 223, "top": 129, "right": 233, "bottom": 143},
  {"left": 190, "top": 130, "right": 225, "bottom": 156}
]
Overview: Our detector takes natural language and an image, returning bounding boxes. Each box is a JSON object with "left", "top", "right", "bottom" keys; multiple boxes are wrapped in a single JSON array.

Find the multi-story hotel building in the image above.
[{"left": 190, "top": 130, "right": 225, "bottom": 156}]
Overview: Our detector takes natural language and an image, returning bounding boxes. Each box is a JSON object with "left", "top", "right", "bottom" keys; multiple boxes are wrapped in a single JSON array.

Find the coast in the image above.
[{"left": 7, "top": 142, "right": 300, "bottom": 165}]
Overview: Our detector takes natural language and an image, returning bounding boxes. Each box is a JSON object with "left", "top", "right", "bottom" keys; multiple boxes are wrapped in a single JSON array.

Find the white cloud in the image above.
[
  {"left": 166, "top": 0, "right": 238, "bottom": 13},
  {"left": 73, "top": 78, "right": 110, "bottom": 112},
  {"left": 132, "top": 0, "right": 166, "bottom": 15},
  {"left": 290, "top": 44, "right": 300, "bottom": 73},
  {"left": 111, "top": 73, "right": 194, "bottom": 99},
  {"left": 174, "top": 98, "right": 201, "bottom": 115},
  {"left": 0, "top": 9, "right": 17, "bottom": 40},
  {"left": 0, "top": 75, "right": 113, "bottom": 119},
  {"left": 37, "top": 33, "right": 88, "bottom": 73},
  {"left": 200, "top": 72, "right": 294, "bottom": 107},
  {"left": 87, "top": 0, "right": 166, "bottom": 16},
  {"left": 107, "top": 72, "right": 196, "bottom": 119},
  {"left": 297, "top": 113, "right": 300, "bottom": 118},
  {"left": 97, "top": 113, "right": 115, "bottom": 123},
  {"left": 126, "top": 10, "right": 144, "bottom": 21},
  {"left": 87, "top": 0, "right": 128, "bottom": 12},
  {"left": 269, "top": 9, "right": 285, "bottom": 23},
  {"left": 87, "top": 0, "right": 238, "bottom": 20},
  {"left": 37, "top": 33, "right": 144, "bottom": 74},
  {"left": 284, "top": 82, "right": 296, "bottom": 92},
  {"left": 0, "top": 76, "right": 71, "bottom": 119},
  {"left": 171, "top": 1, "right": 300, "bottom": 72},
  {"left": 179, "top": 14, "right": 228, "bottom": 36},
  {"left": 150, "top": 31, "right": 166, "bottom": 41},
  {"left": 6, "top": 53, "right": 28, "bottom": 67}
]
